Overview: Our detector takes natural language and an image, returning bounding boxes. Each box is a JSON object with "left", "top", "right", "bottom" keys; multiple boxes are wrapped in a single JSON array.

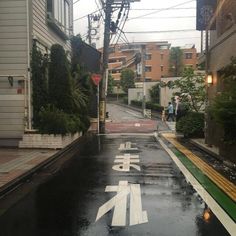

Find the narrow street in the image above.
[
  {"left": 0, "top": 105, "right": 229, "bottom": 236},
  {"left": 0, "top": 103, "right": 230, "bottom": 236}
]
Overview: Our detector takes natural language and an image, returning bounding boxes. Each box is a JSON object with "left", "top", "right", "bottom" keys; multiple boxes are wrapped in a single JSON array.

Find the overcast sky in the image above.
[{"left": 73, "top": 0, "right": 201, "bottom": 51}]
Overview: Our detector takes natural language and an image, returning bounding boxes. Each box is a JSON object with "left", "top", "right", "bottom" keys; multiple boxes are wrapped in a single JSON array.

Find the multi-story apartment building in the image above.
[
  {"left": 0, "top": 0, "right": 73, "bottom": 142},
  {"left": 107, "top": 41, "right": 198, "bottom": 83},
  {"left": 204, "top": 0, "right": 236, "bottom": 163}
]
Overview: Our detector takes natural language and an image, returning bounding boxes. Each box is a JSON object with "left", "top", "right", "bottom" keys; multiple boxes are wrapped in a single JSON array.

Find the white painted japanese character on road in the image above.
[
  {"left": 112, "top": 154, "right": 141, "bottom": 172},
  {"left": 118, "top": 142, "right": 138, "bottom": 151},
  {"left": 95, "top": 181, "right": 148, "bottom": 226}
]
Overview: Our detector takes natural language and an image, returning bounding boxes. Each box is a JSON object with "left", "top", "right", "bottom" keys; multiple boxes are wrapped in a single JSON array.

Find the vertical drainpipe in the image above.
[{"left": 26, "top": 0, "right": 32, "bottom": 130}]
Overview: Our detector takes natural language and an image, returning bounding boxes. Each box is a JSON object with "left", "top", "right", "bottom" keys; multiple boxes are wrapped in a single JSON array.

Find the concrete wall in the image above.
[
  {"left": 128, "top": 82, "right": 159, "bottom": 105},
  {"left": 160, "top": 77, "right": 180, "bottom": 107}
]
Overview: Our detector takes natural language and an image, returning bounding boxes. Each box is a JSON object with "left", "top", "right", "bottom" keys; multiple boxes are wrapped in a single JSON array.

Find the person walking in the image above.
[{"left": 166, "top": 102, "right": 175, "bottom": 122}]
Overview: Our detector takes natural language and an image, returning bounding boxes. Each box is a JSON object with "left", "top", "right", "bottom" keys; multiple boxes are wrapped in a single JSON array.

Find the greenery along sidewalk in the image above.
[{"left": 162, "top": 133, "right": 236, "bottom": 222}]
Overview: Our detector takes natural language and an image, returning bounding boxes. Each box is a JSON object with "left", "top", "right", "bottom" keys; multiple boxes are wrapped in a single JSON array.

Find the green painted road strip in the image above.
[{"left": 172, "top": 148, "right": 236, "bottom": 222}]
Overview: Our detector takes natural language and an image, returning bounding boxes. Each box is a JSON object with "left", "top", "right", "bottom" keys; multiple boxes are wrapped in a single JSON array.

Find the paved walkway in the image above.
[{"left": 0, "top": 149, "right": 57, "bottom": 195}]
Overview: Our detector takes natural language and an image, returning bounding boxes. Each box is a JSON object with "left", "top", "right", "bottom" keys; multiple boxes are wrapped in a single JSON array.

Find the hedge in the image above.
[
  {"left": 176, "top": 112, "right": 204, "bottom": 138},
  {"left": 131, "top": 100, "right": 163, "bottom": 112}
]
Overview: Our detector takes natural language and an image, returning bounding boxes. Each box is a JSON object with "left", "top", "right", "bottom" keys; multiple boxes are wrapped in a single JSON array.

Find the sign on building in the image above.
[{"left": 196, "top": 0, "right": 217, "bottom": 30}]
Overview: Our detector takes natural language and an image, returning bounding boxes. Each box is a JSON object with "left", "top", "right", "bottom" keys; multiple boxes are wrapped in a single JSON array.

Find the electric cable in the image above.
[
  {"left": 130, "top": 7, "right": 195, "bottom": 11},
  {"left": 130, "top": 16, "right": 196, "bottom": 20},
  {"left": 74, "top": 9, "right": 103, "bottom": 21},
  {"left": 73, "top": 0, "right": 80, "bottom": 4},
  {"left": 124, "top": 29, "right": 197, "bottom": 34},
  {"left": 128, "top": 0, "right": 195, "bottom": 20}
]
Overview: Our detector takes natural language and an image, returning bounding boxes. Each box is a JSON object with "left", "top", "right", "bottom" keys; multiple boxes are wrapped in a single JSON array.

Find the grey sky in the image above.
[{"left": 73, "top": 0, "right": 201, "bottom": 51}]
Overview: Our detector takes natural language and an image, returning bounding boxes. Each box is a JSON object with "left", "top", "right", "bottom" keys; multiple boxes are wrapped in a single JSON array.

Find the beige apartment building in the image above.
[{"left": 107, "top": 41, "right": 198, "bottom": 82}]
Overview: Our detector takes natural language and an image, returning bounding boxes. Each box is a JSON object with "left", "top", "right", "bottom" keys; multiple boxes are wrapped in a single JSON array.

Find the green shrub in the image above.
[
  {"left": 31, "top": 43, "right": 48, "bottom": 127},
  {"left": 123, "top": 97, "right": 128, "bottom": 104},
  {"left": 210, "top": 57, "right": 236, "bottom": 144},
  {"left": 48, "top": 44, "right": 73, "bottom": 113},
  {"left": 176, "top": 112, "right": 204, "bottom": 138},
  {"left": 146, "top": 102, "right": 163, "bottom": 112},
  {"left": 131, "top": 100, "right": 142, "bottom": 107},
  {"left": 131, "top": 100, "right": 164, "bottom": 112},
  {"left": 38, "top": 105, "right": 83, "bottom": 135}
]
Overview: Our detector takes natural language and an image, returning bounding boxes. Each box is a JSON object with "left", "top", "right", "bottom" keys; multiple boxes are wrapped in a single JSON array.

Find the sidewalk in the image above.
[
  {"left": 159, "top": 132, "right": 236, "bottom": 227},
  {"left": 0, "top": 132, "right": 86, "bottom": 198},
  {"left": 0, "top": 148, "right": 58, "bottom": 196}
]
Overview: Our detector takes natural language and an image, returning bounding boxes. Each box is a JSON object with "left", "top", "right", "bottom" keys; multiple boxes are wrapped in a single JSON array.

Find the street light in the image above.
[{"left": 207, "top": 73, "right": 213, "bottom": 85}]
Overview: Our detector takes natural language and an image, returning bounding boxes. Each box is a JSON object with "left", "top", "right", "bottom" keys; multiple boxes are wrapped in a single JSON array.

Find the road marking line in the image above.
[
  {"left": 130, "top": 184, "right": 148, "bottom": 226},
  {"left": 118, "top": 142, "right": 138, "bottom": 151},
  {"left": 157, "top": 138, "right": 236, "bottom": 236},
  {"left": 96, "top": 181, "right": 148, "bottom": 227},
  {"left": 95, "top": 182, "right": 129, "bottom": 224},
  {"left": 113, "top": 154, "right": 141, "bottom": 172},
  {"left": 112, "top": 181, "right": 128, "bottom": 226}
]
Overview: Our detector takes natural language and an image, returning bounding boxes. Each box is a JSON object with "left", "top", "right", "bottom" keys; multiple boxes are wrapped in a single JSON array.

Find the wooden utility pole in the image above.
[{"left": 100, "top": 0, "right": 113, "bottom": 133}]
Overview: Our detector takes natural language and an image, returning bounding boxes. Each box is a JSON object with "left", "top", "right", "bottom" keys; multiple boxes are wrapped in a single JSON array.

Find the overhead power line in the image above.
[
  {"left": 74, "top": 8, "right": 103, "bottom": 21},
  {"left": 133, "top": 16, "right": 196, "bottom": 20},
  {"left": 73, "top": 0, "right": 80, "bottom": 4},
  {"left": 128, "top": 0, "right": 195, "bottom": 20},
  {"left": 124, "top": 29, "right": 196, "bottom": 34},
  {"left": 130, "top": 7, "right": 195, "bottom": 11}
]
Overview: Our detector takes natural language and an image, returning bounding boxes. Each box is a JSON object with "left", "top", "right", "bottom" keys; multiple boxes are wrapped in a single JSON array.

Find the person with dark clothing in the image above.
[{"left": 166, "top": 102, "right": 175, "bottom": 121}]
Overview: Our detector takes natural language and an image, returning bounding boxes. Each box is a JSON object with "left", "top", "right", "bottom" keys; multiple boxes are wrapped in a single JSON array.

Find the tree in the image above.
[
  {"left": 169, "top": 47, "right": 183, "bottom": 77},
  {"left": 120, "top": 68, "right": 135, "bottom": 93},
  {"left": 31, "top": 43, "right": 48, "bottom": 127},
  {"left": 149, "top": 83, "right": 160, "bottom": 104},
  {"left": 48, "top": 44, "right": 73, "bottom": 113},
  {"left": 171, "top": 67, "right": 206, "bottom": 112},
  {"left": 211, "top": 57, "right": 236, "bottom": 143},
  {"left": 71, "top": 35, "right": 83, "bottom": 74}
]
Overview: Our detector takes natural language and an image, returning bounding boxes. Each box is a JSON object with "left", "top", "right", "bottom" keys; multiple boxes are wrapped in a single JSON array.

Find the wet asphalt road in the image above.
[{"left": 0, "top": 104, "right": 230, "bottom": 236}]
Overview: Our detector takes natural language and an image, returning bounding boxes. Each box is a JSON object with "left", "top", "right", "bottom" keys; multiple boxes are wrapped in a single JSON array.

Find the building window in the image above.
[
  {"left": 161, "top": 54, "right": 164, "bottom": 60},
  {"left": 145, "top": 54, "right": 152, "bottom": 60},
  {"left": 145, "top": 66, "right": 152, "bottom": 72},
  {"left": 161, "top": 65, "right": 164, "bottom": 72},
  {"left": 145, "top": 78, "right": 152, "bottom": 82},
  {"left": 47, "top": 0, "right": 70, "bottom": 36},
  {"left": 185, "top": 53, "right": 193, "bottom": 59},
  {"left": 159, "top": 45, "right": 168, "bottom": 50}
]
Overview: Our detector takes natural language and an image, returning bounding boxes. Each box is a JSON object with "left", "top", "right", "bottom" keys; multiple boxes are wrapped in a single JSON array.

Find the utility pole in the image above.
[
  {"left": 141, "top": 44, "right": 146, "bottom": 116},
  {"left": 87, "top": 14, "right": 92, "bottom": 45},
  {"left": 99, "top": 0, "right": 140, "bottom": 133},
  {"left": 100, "top": 0, "right": 113, "bottom": 133}
]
